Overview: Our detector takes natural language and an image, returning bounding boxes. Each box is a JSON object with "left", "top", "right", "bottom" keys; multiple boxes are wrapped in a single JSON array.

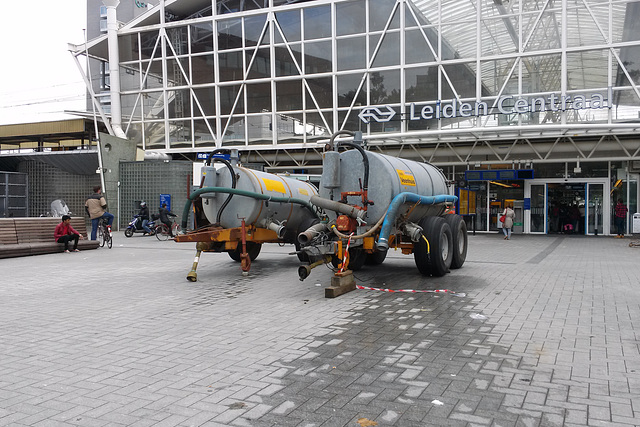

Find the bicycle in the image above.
[
  {"left": 96, "top": 217, "right": 113, "bottom": 248},
  {"left": 155, "top": 219, "right": 182, "bottom": 241}
]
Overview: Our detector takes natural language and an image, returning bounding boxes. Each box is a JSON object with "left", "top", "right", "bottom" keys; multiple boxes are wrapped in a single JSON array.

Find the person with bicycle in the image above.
[
  {"left": 158, "top": 203, "right": 177, "bottom": 237},
  {"left": 85, "top": 186, "right": 114, "bottom": 240},
  {"left": 54, "top": 215, "right": 84, "bottom": 252}
]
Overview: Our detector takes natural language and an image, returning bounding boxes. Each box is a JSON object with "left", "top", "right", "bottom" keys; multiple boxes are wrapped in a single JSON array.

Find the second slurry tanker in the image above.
[{"left": 176, "top": 131, "right": 467, "bottom": 292}]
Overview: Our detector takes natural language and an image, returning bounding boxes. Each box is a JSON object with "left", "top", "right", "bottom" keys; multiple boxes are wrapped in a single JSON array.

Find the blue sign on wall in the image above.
[
  {"left": 465, "top": 169, "right": 535, "bottom": 181},
  {"left": 197, "top": 152, "right": 231, "bottom": 160},
  {"left": 160, "top": 194, "right": 171, "bottom": 211}
]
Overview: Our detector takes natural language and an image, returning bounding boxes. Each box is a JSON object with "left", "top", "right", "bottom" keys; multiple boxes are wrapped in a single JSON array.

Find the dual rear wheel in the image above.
[
  {"left": 414, "top": 214, "right": 467, "bottom": 277},
  {"left": 328, "top": 215, "right": 466, "bottom": 276}
]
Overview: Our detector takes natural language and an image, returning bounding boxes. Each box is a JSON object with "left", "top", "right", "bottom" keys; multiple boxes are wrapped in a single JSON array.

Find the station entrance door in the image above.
[{"left": 525, "top": 179, "right": 608, "bottom": 235}]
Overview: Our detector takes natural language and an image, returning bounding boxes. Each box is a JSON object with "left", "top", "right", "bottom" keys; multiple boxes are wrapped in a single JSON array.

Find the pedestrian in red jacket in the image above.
[{"left": 54, "top": 215, "right": 84, "bottom": 252}]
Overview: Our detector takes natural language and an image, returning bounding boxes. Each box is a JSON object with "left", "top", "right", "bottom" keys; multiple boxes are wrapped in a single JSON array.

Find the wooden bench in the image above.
[{"left": 0, "top": 217, "right": 99, "bottom": 258}]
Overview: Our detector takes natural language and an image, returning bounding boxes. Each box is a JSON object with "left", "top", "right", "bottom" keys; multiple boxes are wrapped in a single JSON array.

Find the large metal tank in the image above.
[
  {"left": 319, "top": 150, "right": 449, "bottom": 224},
  {"left": 200, "top": 165, "right": 318, "bottom": 238}
]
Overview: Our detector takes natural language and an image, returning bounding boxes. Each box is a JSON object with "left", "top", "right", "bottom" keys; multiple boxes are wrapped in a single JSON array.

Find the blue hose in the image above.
[{"left": 376, "top": 192, "right": 458, "bottom": 250}]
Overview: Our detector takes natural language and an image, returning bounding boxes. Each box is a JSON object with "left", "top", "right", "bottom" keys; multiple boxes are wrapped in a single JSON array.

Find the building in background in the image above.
[
  {"left": 59, "top": 1, "right": 640, "bottom": 234},
  {"left": 86, "top": 0, "right": 152, "bottom": 115}
]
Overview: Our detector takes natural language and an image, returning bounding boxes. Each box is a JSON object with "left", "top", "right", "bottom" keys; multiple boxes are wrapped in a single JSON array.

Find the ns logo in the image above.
[{"left": 358, "top": 106, "right": 396, "bottom": 124}]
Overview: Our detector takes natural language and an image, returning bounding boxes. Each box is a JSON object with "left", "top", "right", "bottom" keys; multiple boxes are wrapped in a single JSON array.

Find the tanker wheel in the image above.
[
  {"left": 348, "top": 249, "right": 366, "bottom": 271},
  {"left": 228, "top": 242, "right": 262, "bottom": 262},
  {"left": 414, "top": 216, "right": 453, "bottom": 277},
  {"left": 331, "top": 248, "right": 366, "bottom": 271},
  {"left": 444, "top": 214, "right": 468, "bottom": 269},
  {"left": 331, "top": 254, "right": 342, "bottom": 269},
  {"left": 365, "top": 250, "right": 387, "bottom": 265},
  {"left": 294, "top": 241, "right": 310, "bottom": 263}
]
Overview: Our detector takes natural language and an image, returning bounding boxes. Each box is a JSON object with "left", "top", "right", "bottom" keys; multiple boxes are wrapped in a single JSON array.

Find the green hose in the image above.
[{"left": 182, "top": 186, "right": 319, "bottom": 230}]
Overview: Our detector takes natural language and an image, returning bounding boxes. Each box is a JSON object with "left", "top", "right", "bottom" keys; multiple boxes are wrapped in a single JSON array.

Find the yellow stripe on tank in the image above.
[{"left": 262, "top": 178, "right": 287, "bottom": 194}]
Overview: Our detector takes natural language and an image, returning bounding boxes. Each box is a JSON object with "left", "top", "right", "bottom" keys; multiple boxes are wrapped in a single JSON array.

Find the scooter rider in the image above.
[{"left": 138, "top": 201, "right": 153, "bottom": 235}]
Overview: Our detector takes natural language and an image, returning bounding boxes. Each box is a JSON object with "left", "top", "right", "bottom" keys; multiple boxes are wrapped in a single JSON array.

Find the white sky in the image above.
[{"left": 0, "top": 1, "right": 88, "bottom": 125}]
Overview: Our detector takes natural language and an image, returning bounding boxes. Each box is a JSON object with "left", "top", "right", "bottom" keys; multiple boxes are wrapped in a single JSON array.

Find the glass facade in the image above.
[{"left": 83, "top": 0, "right": 640, "bottom": 153}]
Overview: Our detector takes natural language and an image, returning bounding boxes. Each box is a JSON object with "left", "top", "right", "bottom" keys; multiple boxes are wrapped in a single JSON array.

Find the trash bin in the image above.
[{"left": 633, "top": 213, "right": 640, "bottom": 234}]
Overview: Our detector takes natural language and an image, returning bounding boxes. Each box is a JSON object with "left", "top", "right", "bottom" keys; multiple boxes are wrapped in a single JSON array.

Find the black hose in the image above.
[
  {"left": 201, "top": 148, "right": 237, "bottom": 224},
  {"left": 337, "top": 141, "right": 369, "bottom": 195},
  {"left": 326, "top": 130, "right": 355, "bottom": 150},
  {"left": 204, "top": 148, "right": 230, "bottom": 166},
  {"left": 325, "top": 131, "right": 370, "bottom": 207},
  {"left": 214, "top": 158, "right": 237, "bottom": 224}
]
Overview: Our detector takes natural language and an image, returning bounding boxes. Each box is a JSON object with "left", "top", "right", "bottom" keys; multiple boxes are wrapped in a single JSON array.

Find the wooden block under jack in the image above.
[{"left": 325, "top": 270, "right": 356, "bottom": 298}]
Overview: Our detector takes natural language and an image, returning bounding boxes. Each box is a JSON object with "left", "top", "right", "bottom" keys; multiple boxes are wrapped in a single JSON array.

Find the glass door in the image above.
[
  {"left": 629, "top": 175, "right": 638, "bottom": 234},
  {"left": 587, "top": 183, "right": 603, "bottom": 235},
  {"left": 530, "top": 184, "right": 546, "bottom": 233}
]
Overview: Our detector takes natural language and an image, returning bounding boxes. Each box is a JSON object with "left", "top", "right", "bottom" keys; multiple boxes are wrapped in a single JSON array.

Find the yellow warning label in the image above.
[
  {"left": 397, "top": 169, "right": 416, "bottom": 186},
  {"left": 298, "top": 188, "right": 309, "bottom": 196},
  {"left": 263, "top": 178, "right": 287, "bottom": 194}
]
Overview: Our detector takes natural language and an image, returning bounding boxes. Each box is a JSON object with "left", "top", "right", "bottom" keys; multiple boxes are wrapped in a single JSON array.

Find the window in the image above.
[
  {"left": 100, "top": 62, "right": 110, "bottom": 90},
  {"left": 100, "top": 5, "right": 107, "bottom": 17},
  {"left": 100, "top": 19, "right": 108, "bottom": 32}
]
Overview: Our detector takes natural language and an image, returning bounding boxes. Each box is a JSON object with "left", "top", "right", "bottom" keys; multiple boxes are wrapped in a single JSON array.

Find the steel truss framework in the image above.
[
  {"left": 239, "top": 133, "right": 640, "bottom": 172},
  {"left": 70, "top": 0, "right": 640, "bottom": 168}
]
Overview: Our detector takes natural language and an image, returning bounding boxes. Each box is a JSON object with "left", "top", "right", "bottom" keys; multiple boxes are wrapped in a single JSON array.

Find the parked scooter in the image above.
[{"left": 124, "top": 214, "right": 157, "bottom": 237}]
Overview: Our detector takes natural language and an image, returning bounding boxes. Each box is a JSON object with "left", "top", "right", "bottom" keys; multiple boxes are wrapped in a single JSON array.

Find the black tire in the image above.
[
  {"left": 294, "top": 241, "right": 310, "bottom": 263},
  {"left": 444, "top": 214, "right": 467, "bottom": 269},
  {"left": 156, "top": 224, "right": 170, "bottom": 241},
  {"left": 414, "top": 216, "right": 453, "bottom": 277},
  {"left": 106, "top": 234, "right": 113, "bottom": 249},
  {"left": 124, "top": 227, "right": 134, "bottom": 238},
  {"left": 98, "top": 226, "right": 105, "bottom": 247},
  {"left": 348, "top": 249, "right": 366, "bottom": 271},
  {"left": 228, "top": 247, "right": 241, "bottom": 262},
  {"left": 331, "top": 254, "right": 342, "bottom": 269},
  {"left": 365, "top": 250, "right": 387, "bottom": 265},
  {"left": 228, "top": 242, "right": 262, "bottom": 262},
  {"left": 332, "top": 248, "right": 366, "bottom": 271}
]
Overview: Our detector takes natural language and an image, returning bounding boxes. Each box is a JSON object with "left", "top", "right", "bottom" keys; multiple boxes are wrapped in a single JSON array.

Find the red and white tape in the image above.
[
  {"left": 339, "top": 232, "right": 354, "bottom": 273},
  {"left": 356, "top": 285, "right": 465, "bottom": 296}
]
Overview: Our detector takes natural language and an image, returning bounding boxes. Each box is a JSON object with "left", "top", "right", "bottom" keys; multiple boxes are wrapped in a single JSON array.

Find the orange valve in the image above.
[{"left": 336, "top": 215, "right": 357, "bottom": 232}]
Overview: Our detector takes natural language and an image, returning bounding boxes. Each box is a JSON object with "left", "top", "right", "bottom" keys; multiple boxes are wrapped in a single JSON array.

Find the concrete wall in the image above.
[{"left": 99, "top": 132, "right": 138, "bottom": 226}]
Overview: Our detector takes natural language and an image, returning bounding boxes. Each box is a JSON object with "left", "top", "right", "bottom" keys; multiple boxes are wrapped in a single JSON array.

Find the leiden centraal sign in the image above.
[{"left": 358, "top": 89, "right": 612, "bottom": 124}]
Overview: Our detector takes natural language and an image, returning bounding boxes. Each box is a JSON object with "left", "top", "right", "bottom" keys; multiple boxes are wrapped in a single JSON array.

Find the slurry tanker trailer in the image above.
[
  {"left": 295, "top": 131, "right": 467, "bottom": 295},
  {"left": 176, "top": 131, "right": 467, "bottom": 295},
  {"left": 175, "top": 149, "right": 322, "bottom": 280}
]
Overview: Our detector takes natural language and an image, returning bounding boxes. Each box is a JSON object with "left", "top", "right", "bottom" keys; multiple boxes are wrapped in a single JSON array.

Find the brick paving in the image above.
[{"left": 0, "top": 232, "right": 639, "bottom": 426}]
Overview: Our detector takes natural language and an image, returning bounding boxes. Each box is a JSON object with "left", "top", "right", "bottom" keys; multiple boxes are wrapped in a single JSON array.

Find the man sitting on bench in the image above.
[{"left": 54, "top": 215, "right": 85, "bottom": 253}]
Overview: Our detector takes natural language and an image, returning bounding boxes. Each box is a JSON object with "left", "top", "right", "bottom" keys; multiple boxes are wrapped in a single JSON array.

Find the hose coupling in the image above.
[
  {"left": 298, "top": 222, "right": 328, "bottom": 245},
  {"left": 401, "top": 221, "right": 423, "bottom": 243}
]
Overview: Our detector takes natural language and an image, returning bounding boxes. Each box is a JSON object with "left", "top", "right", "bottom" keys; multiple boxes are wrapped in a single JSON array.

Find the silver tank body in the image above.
[
  {"left": 319, "top": 150, "right": 449, "bottom": 224},
  {"left": 200, "top": 165, "right": 318, "bottom": 234}
]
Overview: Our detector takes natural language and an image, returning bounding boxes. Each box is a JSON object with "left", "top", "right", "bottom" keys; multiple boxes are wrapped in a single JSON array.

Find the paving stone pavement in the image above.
[{"left": 0, "top": 232, "right": 639, "bottom": 427}]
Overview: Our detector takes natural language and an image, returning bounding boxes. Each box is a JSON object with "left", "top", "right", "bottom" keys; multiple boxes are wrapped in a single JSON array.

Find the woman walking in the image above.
[{"left": 501, "top": 204, "right": 516, "bottom": 240}]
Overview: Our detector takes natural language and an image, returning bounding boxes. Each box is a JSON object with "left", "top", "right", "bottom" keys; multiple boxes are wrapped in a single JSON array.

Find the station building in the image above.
[{"left": 66, "top": 0, "right": 640, "bottom": 235}]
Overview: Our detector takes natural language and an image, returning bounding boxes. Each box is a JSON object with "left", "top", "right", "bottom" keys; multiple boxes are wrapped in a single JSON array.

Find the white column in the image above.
[{"left": 102, "top": 0, "right": 127, "bottom": 138}]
